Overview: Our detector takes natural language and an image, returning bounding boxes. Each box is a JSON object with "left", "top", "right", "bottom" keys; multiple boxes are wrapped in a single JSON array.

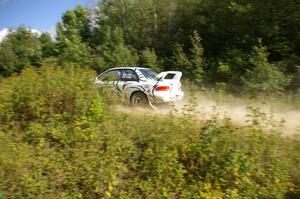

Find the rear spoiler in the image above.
[{"left": 156, "top": 71, "right": 182, "bottom": 82}]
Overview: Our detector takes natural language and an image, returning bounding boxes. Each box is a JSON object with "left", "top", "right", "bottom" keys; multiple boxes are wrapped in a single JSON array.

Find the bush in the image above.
[
  {"left": 242, "top": 43, "right": 291, "bottom": 95},
  {"left": 0, "top": 65, "right": 299, "bottom": 198}
]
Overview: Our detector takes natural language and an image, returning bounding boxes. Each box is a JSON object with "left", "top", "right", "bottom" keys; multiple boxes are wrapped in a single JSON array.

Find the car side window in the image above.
[
  {"left": 100, "top": 70, "right": 120, "bottom": 81},
  {"left": 121, "top": 70, "right": 139, "bottom": 81}
]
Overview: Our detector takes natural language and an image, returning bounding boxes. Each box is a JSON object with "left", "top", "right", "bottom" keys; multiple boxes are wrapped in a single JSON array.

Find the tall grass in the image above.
[{"left": 0, "top": 65, "right": 299, "bottom": 198}]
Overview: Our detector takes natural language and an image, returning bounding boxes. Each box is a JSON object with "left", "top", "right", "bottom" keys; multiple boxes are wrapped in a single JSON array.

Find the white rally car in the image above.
[{"left": 95, "top": 67, "right": 184, "bottom": 106}]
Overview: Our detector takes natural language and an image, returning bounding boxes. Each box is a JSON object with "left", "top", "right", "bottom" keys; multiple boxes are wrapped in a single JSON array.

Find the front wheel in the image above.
[{"left": 130, "top": 92, "right": 149, "bottom": 107}]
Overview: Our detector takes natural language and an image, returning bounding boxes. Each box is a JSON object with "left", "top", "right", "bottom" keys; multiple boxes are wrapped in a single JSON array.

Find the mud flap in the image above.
[{"left": 148, "top": 99, "right": 158, "bottom": 110}]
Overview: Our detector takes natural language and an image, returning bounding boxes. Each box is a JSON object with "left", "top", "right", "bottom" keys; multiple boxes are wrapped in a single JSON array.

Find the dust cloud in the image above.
[
  {"left": 115, "top": 93, "right": 300, "bottom": 136},
  {"left": 179, "top": 94, "right": 300, "bottom": 136}
]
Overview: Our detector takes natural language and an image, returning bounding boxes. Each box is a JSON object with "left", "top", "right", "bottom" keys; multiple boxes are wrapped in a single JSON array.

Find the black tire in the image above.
[{"left": 130, "top": 92, "right": 149, "bottom": 107}]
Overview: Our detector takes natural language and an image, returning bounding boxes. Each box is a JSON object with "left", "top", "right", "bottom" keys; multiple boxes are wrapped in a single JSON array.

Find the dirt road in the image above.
[{"left": 117, "top": 93, "right": 300, "bottom": 136}]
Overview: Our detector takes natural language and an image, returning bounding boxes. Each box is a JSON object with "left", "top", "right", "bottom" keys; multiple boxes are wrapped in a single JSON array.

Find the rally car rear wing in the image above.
[{"left": 156, "top": 71, "right": 182, "bottom": 82}]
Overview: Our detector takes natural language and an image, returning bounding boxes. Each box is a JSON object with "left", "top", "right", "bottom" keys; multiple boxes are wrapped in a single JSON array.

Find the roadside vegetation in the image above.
[
  {"left": 1, "top": 0, "right": 300, "bottom": 198},
  {"left": 0, "top": 66, "right": 299, "bottom": 198}
]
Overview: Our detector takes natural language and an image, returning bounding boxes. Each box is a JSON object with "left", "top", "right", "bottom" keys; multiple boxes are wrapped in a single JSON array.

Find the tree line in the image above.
[{"left": 1, "top": 0, "right": 300, "bottom": 95}]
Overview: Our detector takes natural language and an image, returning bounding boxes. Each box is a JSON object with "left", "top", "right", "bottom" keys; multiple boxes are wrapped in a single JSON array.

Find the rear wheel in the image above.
[{"left": 131, "top": 92, "right": 148, "bottom": 107}]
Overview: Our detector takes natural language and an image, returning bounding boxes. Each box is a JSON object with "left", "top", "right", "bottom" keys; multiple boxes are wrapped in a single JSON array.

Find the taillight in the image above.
[{"left": 155, "top": 86, "right": 170, "bottom": 91}]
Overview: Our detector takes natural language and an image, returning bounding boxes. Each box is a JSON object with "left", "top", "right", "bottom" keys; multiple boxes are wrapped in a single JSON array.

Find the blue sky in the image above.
[{"left": 0, "top": 0, "right": 93, "bottom": 32}]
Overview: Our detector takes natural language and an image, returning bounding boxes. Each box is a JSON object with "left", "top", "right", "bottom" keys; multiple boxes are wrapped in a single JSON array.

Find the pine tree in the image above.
[
  {"left": 174, "top": 44, "right": 192, "bottom": 74},
  {"left": 242, "top": 42, "right": 291, "bottom": 94},
  {"left": 174, "top": 31, "right": 204, "bottom": 84},
  {"left": 96, "top": 27, "right": 138, "bottom": 70},
  {"left": 190, "top": 31, "right": 204, "bottom": 84},
  {"left": 141, "top": 48, "right": 160, "bottom": 72}
]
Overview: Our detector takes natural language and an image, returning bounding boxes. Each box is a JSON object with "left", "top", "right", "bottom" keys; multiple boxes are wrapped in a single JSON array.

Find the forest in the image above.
[
  {"left": 1, "top": 0, "right": 300, "bottom": 95},
  {"left": 0, "top": 0, "right": 300, "bottom": 198}
]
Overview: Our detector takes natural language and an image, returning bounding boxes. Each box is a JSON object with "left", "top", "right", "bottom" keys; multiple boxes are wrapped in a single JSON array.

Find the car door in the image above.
[
  {"left": 97, "top": 69, "right": 122, "bottom": 97},
  {"left": 119, "top": 69, "right": 141, "bottom": 101}
]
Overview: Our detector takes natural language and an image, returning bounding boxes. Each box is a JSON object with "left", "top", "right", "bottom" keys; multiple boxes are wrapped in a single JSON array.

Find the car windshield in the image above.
[{"left": 139, "top": 69, "right": 158, "bottom": 80}]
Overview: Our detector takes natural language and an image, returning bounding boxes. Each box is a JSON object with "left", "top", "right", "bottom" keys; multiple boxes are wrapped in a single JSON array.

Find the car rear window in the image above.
[{"left": 139, "top": 69, "right": 158, "bottom": 80}]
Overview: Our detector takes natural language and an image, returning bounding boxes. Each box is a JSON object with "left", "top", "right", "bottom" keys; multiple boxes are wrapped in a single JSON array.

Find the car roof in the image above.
[
  {"left": 107, "top": 67, "right": 149, "bottom": 71},
  {"left": 98, "top": 67, "right": 152, "bottom": 76}
]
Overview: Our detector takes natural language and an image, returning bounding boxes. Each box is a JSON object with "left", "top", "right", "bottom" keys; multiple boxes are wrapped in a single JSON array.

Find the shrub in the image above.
[
  {"left": 242, "top": 42, "right": 291, "bottom": 95},
  {"left": 0, "top": 65, "right": 299, "bottom": 198}
]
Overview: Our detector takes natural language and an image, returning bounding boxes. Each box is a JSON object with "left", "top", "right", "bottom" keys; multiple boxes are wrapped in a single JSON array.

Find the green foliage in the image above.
[
  {"left": 140, "top": 47, "right": 160, "bottom": 72},
  {"left": 56, "top": 6, "right": 91, "bottom": 43},
  {"left": 95, "top": 27, "right": 138, "bottom": 70},
  {"left": 1, "top": 1, "right": 300, "bottom": 92},
  {"left": 95, "top": 0, "right": 176, "bottom": 54},
  {"left": 211, "top": 49, "right": 250, "bottom": 92},
  {"left": 242, "top": 42, "right": 291, "bottom": 95},
  {"left": 56, "top": 6, "right": 93, "bottom": 67},
  {"left": 57, "top": 32, "right": 92, "bottom": 66},
  {"left": 0, "top": 65, "right": 299, "bottom": 198},
  {"left": 174, "top": 31, "right": 204, "bottom": 84},
  {"left": 0, "top": 65, "right": 101, "bottom": 126},
  {"left": 190, "top": 31, "right": 205, "bottom": 84},
  {"left": 0, "top": 1, "right": 299, "bottom": 197},
  {"left": 95, "top": 0, "right": 300, "bottom": 60},
  {"left": 39, "top": 33, "right": 56, "bottom": 59},
  {"left": 93, "top": 0, "right": 300, "bottom": 91},
  {"left": 174, "top": 44, "right": 190, "bottom": 71},
  {"left": 0, "top": 27, "right": 42, "bottom": 76}
]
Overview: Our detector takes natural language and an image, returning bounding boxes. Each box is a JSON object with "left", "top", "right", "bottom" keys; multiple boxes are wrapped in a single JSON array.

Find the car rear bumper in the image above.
[{"left": 153, "top": 91, "right": 184, "bottom": 103}]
